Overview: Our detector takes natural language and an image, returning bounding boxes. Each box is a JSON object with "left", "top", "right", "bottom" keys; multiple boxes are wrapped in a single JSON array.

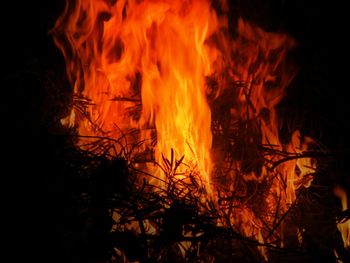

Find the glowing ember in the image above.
[{"left": 53, "top": 0, "right": 318, "bottom": 259}]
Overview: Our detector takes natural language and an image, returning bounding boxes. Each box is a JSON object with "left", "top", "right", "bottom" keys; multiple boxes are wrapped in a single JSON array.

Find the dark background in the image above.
[{"left": 2, "top": 0, "right": 349, "bottom": 262}]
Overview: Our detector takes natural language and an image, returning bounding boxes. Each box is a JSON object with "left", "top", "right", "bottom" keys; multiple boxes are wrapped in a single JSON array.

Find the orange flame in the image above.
[
  {"left": 53, "top": 0, "right": 223, "bottom": 190},
  {"left": 334, "top": 186, "right": 350, "bottom": 249},
  {"left": 53, "top": 0, "right": 318, "bottom": 258}
]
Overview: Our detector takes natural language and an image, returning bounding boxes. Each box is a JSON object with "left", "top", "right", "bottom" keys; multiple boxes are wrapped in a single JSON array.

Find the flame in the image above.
[
  {"left": 53, "top": 0, "right": 318, "bottom": 259},
  {"left": 53, "top": 0, "right": 221, "bottom": 189},
  {"left": 334, "top": 186, "right": 350, "bottom": 249}
]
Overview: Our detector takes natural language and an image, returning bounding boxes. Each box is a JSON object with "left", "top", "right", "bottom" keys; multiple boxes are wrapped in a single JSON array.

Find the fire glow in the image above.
[{"left": 52, "top": 0, "right": 331, "bottom": 259}]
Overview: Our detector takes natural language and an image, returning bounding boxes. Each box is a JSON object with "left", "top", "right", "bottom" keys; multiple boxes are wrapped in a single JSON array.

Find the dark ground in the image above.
[{"left": 1, "top": 0, "right": 350, "bottom": 262}]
